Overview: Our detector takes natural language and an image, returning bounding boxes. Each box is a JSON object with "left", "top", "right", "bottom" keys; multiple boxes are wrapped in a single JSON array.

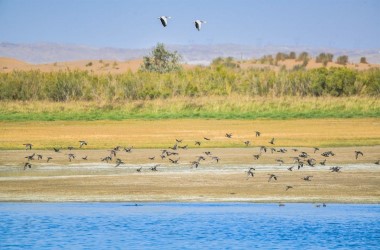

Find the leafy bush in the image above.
[{"left": 140, "top": 43, "right": 182, "bottom": 73}]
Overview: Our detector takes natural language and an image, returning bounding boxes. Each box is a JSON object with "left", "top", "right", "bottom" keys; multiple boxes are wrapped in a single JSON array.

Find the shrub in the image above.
[{"left": 140, "top": 43, "right": 182, "bottom": 73}]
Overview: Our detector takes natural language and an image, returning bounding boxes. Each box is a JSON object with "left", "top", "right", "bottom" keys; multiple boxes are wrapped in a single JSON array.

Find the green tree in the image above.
[
  {"left": 336, "top": 55, "right": 349, "bottom": 65},
  {"left": 360, "top": 57, "right": 368, "bottom": 64},
  {"left": 140, "top": 43, "right": 182, "bottom": 73},
  {"left": 297, "top": 52, "right": 309, "bottom": 62},
  {"left": 289, "top": 51, "right": 296, "bottom": 59}
]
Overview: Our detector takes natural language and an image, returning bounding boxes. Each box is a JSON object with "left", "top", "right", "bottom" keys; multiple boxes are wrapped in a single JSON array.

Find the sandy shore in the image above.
[{"left": 1, "top": 147, "right": 379, "bottom": 203}]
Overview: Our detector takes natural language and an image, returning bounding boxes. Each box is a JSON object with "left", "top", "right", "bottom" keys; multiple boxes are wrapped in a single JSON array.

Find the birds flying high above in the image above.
[
  {"left": 159, "top": 16, "right": 171, "bottom": 27},
  {"left": 194, "top": 20, "right": 206, "bottom": 31}
]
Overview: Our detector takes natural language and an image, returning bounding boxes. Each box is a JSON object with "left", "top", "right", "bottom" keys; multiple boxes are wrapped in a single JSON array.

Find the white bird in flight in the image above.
[
  {"left": 158, "top": 16, "right": 171, "bottom": 27},
  {"left": 194, "top": 20, "right": 206, "bottom": 31}
]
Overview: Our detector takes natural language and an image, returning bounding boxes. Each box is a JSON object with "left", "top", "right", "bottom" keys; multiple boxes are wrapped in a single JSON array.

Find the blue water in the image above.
[{"left": 0, "top": 203, "right": 379, "bottom": 250}]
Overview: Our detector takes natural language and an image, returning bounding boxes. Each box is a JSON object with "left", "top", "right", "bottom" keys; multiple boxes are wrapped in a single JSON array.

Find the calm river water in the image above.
[{"left": 0, "top": 203, "right": 379, "bottom": 249}]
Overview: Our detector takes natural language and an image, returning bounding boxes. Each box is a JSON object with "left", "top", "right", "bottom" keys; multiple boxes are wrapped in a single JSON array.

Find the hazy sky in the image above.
[{"left": 1, "top": 0, "right": 379, "bottom": 49}]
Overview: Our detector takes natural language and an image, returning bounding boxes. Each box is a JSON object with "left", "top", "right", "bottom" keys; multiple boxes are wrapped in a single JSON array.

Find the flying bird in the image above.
[
  {"left": 268, "top": 174, "right": 278, "bottom": 182},
  {"left": 269, "top": 138, "right": 275, "bottom": 145},
  {"left": 355, "top": 151, "right": 363, "bottom": 159},
  {"left": 194, "top": 20, "right": 206, "bottom": 31},
  {"left": 23, "top": 143, "right": 33, "bottom": 150},
  {"left": 285, "top": 186, "right": 293, "bottom": 191},
  {"left": 79, "top": 141, "right": 88, "bottom": 148},
  {"left": 302, "top": 176, "right": 313, "bottom": 181},
  {"left": 159, "top": 16, "right": 171, "bottom": 27},
  {"left": 23, "top": 162, "right": 32, "bottom": 170}
]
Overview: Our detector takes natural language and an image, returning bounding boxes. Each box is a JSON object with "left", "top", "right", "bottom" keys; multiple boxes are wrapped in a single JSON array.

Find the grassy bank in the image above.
[{"left": 0, "top": 96, "right": 379, "bottom": 121}]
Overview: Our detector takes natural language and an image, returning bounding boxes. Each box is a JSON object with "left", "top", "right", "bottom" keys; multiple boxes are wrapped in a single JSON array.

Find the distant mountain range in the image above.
[{"left": 1, "top": 42, "right": 379, "bottom": 64}]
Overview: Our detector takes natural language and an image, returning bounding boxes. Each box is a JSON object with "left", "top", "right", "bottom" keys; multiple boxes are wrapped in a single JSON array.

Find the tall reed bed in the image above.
[{"left": 0, "top": 67, "right": 379, "bottom": 102}]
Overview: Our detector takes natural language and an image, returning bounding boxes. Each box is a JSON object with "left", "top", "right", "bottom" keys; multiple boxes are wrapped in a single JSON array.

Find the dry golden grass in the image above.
[{"left": 1, "top": 118, "right": 379, "bottom": 149}]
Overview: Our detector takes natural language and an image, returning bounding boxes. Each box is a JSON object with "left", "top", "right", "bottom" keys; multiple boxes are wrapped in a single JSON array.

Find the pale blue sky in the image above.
[{"left": 0, "top": 0, "right": 379, "bottom": 49}]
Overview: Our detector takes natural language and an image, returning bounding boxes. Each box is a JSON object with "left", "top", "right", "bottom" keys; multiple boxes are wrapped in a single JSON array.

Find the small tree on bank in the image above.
[
  {"left": 140, "top": 43, "right": 182, "bottom": 73},
  {"left": 336, "top": 55, "right": 349, "bottom": 65},
  {"left": 360, "top": 57, "right": 368, "bottom": 64}
]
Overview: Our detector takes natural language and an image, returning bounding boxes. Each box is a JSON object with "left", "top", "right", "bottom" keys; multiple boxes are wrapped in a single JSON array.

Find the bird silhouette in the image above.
[
  {"left": 244, "top": 141, "right": 251, "bottom": 146},
  {"left": 375, "top": 160, "right": 380, "bottom": 165},
  {"left": 255, "top": 131, "right": 261, "bottom": 137},
  {"left": 46, "top": 156, "right": 53, "bottom": 162},
  {"left": 246, "top": 167, "right": 255, "bottom": 179},
  {"left": 355, "top": 151, "right": 363, "bottom": 159},
  {"left": 175, "top": 139, "right": 183, "bottom": 143},
  {"left": 67, "top": 146, "right": 74, "bottom": 151},
  {"left": 53, "top": 147, "right": 61, "bottom": 153},
  {"left": 136, "top": 167, "right": 142, "bottom": 172},
  {"left": 225, "top": 133, "right": 232, "bottom": 138},
  {"left": 79, "top": 140, "right": 88, "bottom": 148},
  {"left": 287, "top": 166, "right": 294, "bottom": 171},
  {"left": 276, "top": 159, "right": 284, "bottom": 165},
  {"left": 169, "top": 158, "right": 180, "bottom": 164},
  {"left": 150, "top": 164, "right": 159, "bottom": 171},
  {"left": 211, "top": 156, "right": 220, "bottom": 163},
  {"left": 67, "top": 153, "right": 75, "bottom": 162},
  {"left": 285, "top": 186, "right": 293, "bottom": 191},
  {"left": 269, "top": 138, "right": 275, "bottom": 145},
  {"left": 82, "top": 156, "right": 88, "bottom": 160},
  {"left": 115, "top": 158, "right": 124, "bottom": 167},
  {"left": 191, "top": 161, "right": 200, "bottom": 168},
  {"left": 253, "top": 154, "right": 260, "bottom": 160},
  {"left": 203, "top": 137, "right": 210, "bottom": 141},
  {"left": 23, "top": 162, "right": 32, "bottom": 170},
  {"left": 330, "top": 166, "right": 342, "bottom": 172},
  {"left": 302, "top": 176, "right": 313, "bottom": 181},
  {"left": 25, "top": 153, "right": 35, "bottom": 161},
  {"left": 313, "top": 147, "right": 320, "bottom": 153},
  {"left": 23, "top": 143, "right": 32, "bottom": 150},
  {"left": 37, "top": 154, "right": 43, "bottom": 160},
  {"left": 194, "top": 20, "right": 206, "bottom": 31},
  {"left": 268, "top": 174, "right": 278, "bottom": 182},
  {"left": 148, "top": 156, "right": 155, "bottom": 160},
  {"left": 124, "top": 147, "right": 133, "bottom": 153},
  {"left": 195, "top": 141, "right": 201, "bottom": 146},
  {"left": 159, "top": 16, "right": 171, "bottom": 27},
  {"left": 320, "top": 159, "right": 326, "bottom": 166}
]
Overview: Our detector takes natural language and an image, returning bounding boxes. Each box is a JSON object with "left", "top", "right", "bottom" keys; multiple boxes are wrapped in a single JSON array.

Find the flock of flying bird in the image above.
[
  {"left": 21, "top": 132, "right": 379, "bottom": 193},
  {"left": 158, "top": 16, "right": 206, "bottom": 31}
]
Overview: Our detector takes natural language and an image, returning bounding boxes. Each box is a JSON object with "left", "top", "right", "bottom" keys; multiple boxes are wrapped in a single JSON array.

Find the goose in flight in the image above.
[
  {"left": 302, "top": 175, "right": 313, "bottom": 181},
  {"left": 355, "top": 151, "right": 363, "bottom": 159},
  {"left": 194, "top": 20, "right": 206, "bottom": 31},
  {"left": 285, "top": 185, "right": 293, "bottom": 191},
  {"left": 79, "top": 140, "right": 87, "bottom": 148},
  {"left": 246, "top": 167, "right": 255, "bottom": 179},
  {"left": 23, "top": 162, "right": 32, "bottom": 170},
  {"left": 159, "top": 16, "right": 171, "bottom": 27},
  {"left": 268, "top": 174, "right": 278, "bottom": 182},
  {"left": 23, "top": 143, "right": 33, "bottom": 150}
]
